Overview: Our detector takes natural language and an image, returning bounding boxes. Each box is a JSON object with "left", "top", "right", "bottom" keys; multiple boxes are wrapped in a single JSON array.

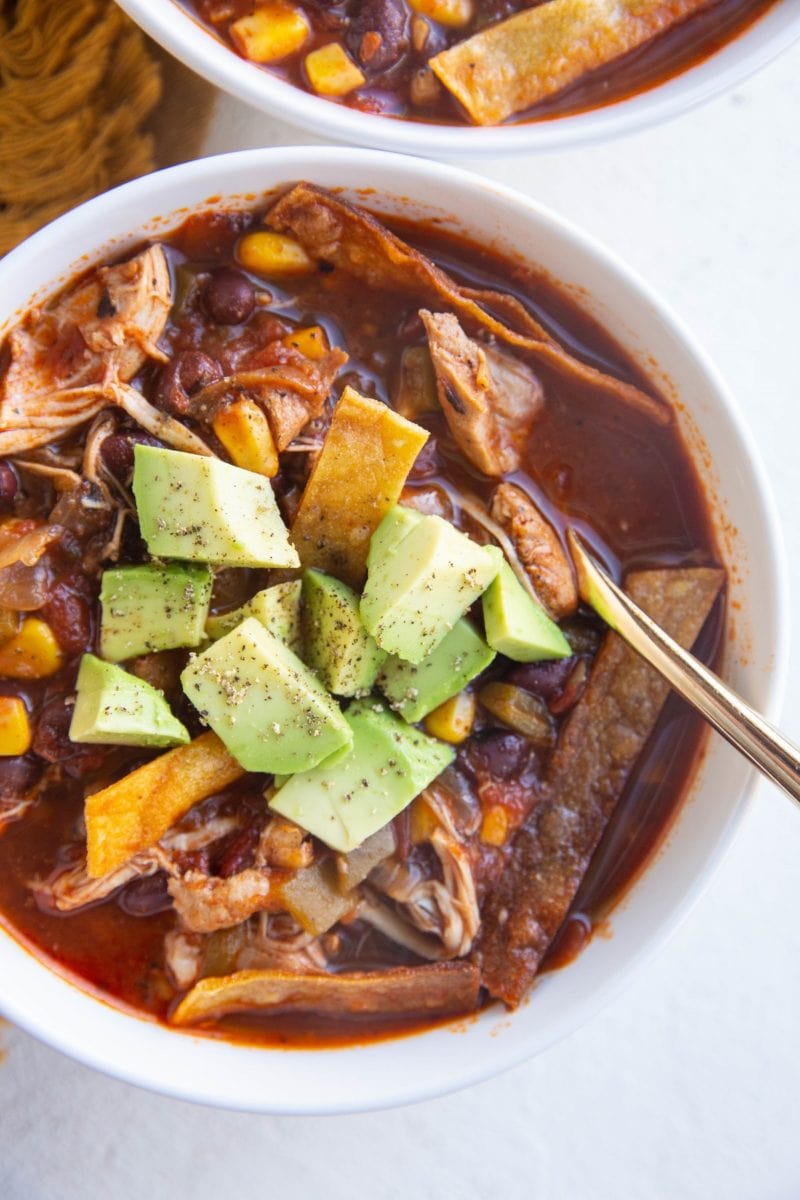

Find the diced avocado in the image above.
[
  {"left": 269, "top": 698, "right": 454, "bottom": 853},
  {"left": 365, "top": 504, "right": 422, "bottom": 570},
  {"left": 378, "top": 617, "right": 495, "bottom": 723},
  {"left": 133, "top": 445, "right": 299, "bottom": 569},
  {"left": 206, "top": 580, "right": 302, "bottom": 652},
  {"left": 69, "top": 653, "right": 189, "bottom": 748},
  {"left": 360, "top": 508, "right": 500, "bottom": 664},
  {"left": 482, "top": 561, "right": 572, "bottom": 662},
  {"left": 99, "top": 562, "right": 212, "bottom": 662},
  {"left": 180, "top": 617, "right": 352, "bottom": 774},
  {"left": 302, "top": 569, "right": 387, "bottom": 697}
]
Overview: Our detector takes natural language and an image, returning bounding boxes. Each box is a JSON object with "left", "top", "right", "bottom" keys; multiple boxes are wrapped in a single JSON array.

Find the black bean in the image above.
[
  {"left": 100, "top": 433, "right": 162, "bottom": 481},
  {"left": 347, "top": 0, "right": 409, "bottom": 74},
  {"left": 154, "top": 350, "right": 223, "bottom": 415},
  {"left": 118, "top": 872, "right": 173, "bottom": 917},
  {"left": 507, "top": 658, "right": 577, "bottom": 703},
  {"left": 0, "top": 754, "right": 43, "bottom": 800},
  {"left": 462, "top": 732, "right": 530, "bottom": 782},
  {"left": 203, "top": 267, "right": 255, "bottom": 325},
  {"left": 0, "top": 462, "right": 18, "bottom": 505},
  {"left": 407, "top": 437, "right": 439, "bottom": 479}
]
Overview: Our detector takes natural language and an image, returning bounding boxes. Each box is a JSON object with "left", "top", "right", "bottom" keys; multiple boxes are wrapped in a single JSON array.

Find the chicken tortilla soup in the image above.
[
  {"left": 0, "top": 185, "right": 724, "bottom": 1046},
  {"left": 185, "top": 0, "right": 775, "bottom": 127}
]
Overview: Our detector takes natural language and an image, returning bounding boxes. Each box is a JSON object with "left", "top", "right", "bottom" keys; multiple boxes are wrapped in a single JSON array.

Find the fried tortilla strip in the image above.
[
  {"left": 171, "top": 962, "right": 481, "bottom": 1025},
  {"left": 290, "top": 385, "right": 429, "bottom": 588},
  {"left": 477, "top": 565, "right": 724, "bottom": 1007},
  {"left": 430, "top": 0, "right": 710, "bottom": 126},
  {"left": 267, "top": 184, "right": 668, "bottom": 425},
  {"left": 85, "top": 732, "right": 245, "bottom": 879}
]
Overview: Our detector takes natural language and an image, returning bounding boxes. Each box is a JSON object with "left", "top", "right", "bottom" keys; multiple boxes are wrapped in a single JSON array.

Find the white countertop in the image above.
[{"left": 2, "top": 41, "right": 800, "bottom": 1200}]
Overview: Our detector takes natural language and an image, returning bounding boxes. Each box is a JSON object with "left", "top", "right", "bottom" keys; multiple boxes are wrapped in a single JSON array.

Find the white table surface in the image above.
[{"left": 2, "top": 41, "right": 800, "bottom": 1200}]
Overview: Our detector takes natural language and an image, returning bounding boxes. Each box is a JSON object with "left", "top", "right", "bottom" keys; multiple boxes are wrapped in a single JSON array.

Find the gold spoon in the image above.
[{"left": 567, "top": 529, "right": 800, "bottom": 805}]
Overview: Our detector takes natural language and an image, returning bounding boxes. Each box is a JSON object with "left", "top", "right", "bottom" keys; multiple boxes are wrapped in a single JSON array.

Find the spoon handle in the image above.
[{"left": 567, "top": 531, "right": 800, "bottom": 806}]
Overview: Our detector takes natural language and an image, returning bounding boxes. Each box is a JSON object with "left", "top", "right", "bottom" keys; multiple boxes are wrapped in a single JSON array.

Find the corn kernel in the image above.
[
  {"left": 230, "top": 3, "right": 309, "bottom": 63},
  {"left": 480, "top": 805, "right": 509, "bottom": 847},
  {"left": 0, "top": 696, "right": 31, "bottom": 756},
  {"left": 408, "top": 0, "right": 474, "bottom": 28},
  {"left": 0, "top": 608, "right": 20, "bottom": 644},
  {"left": 237, "top": 231, "right": 314, "bottom": 277},
  {"left": 409, "top": 794, "right": 438, "bottom": 845},
  {"left": 0, "top": 618, "right": 64, "bottom": 679},
  {"left": 304, "top": 42, "right": 366, "bottom": 97},
  {"left": 424, "top": 690, "right": 476, "bottom": 744},
  {"left": 213, "top": 398, "right": 279, "bottom": 477},
  {"left": 283, "top": 324, "right": 329, "bottom": 361}
]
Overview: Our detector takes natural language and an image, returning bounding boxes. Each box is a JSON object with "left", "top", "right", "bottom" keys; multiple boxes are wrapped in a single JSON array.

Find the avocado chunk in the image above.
[
  {"left": 360, "top": 507, "right": 500, "bottom": 664},
  {"left": 378, "top": 617, "right": 495, "bottom": 723},
  {"left": 100, "top": 562, "right": 212, "bottom": 662},
  {"left": 302, "top": 569, "right": 387, "bottom": 697},
  {"left": 269, "top": 699, "right": 454, "bottom": 853},
  {"left": 482, "top": 562, "right": 572, "bottom": 662},
  {"left": 69, "top": 653, "right": 190, "bottom": 748},
  {"left": 133, "top": 445, "right": 299, "bottom": 569},
  {"left": 181, "top": 617, "right": 352, "bottom": 775},
  {"left": 206, "top": 580, "right": 302, "bottom": 652},
  {"left": 366, "top": 504, "right": 423, "bottom": 569}
]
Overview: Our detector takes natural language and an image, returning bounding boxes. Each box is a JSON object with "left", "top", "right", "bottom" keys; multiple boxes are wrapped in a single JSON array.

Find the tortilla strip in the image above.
[
  {"left": 290, "top": 384, "right": 429, "bottom": 588},
  {"left": 85, "top": 731, "right": 245, "bottom": 879},
  {"left": 477, "top": 565, "right": 724, "bottom": 1007},
  {"left": 267, "top": 184, "right": 669, "bottom": 425},
  {"left": 430, "top": 0, "right": 711, "bottom": 126},
  {"left": 171, "top": 962, "right": 481, "bottom": 1025}
]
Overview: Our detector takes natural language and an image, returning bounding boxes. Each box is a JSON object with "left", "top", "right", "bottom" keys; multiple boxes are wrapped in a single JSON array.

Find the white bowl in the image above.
[
  {"left": 0, "top": 148, "right": 787, "bottom": 1112},
  {"left": 117, "top": 0, "right": 800, "bottom": 155}
]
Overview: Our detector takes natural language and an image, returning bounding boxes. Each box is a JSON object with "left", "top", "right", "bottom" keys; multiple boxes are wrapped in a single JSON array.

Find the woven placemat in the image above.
[{"left": 0, "top": 0, "right": 216, "bottom": 255}]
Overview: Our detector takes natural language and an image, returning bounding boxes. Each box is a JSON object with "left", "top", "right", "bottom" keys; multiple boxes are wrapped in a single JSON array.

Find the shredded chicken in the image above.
[
  {"left": 0, "top": 246, "right": 173, "bottom": 454},
  {"left": 359, "top": 894, "right": 444, "bottom": 961},
  {"left": 168, "top": 868, "right": 277, "bottom": 934},
  {"left": 112, "top": 381, "right": 214, "bottom": 457},
  {"left": 490, "top": 481, "right": 578, "bottom": 620},
  {"left": 35, "top": 815, "right": 241, "bottom": 913},
  {"left": 240, "top": 911, "right": 328, "bottom": 973},
  {"left": 421, "top": 310, "right": 543, "bottom": 476},
  {"left": 164, "top": 911, "right": 328, "bottom": 992},
  {"left": 257, "top": 816, "right": 313, "bottom": 870},
  {"left": 0, "top": 794, "right": 36, "bottom": 835},
  {"left": 13, "top": 460, "right": 81, "bottom": 492},
  {"left": 370, "top": 790, "right": 480, "bottom": 959},
  {"left": 37, "top": 847, "right": 171, "bottom": 913},
  {"left": 164, "top": 930, "right": 206, "bottom": 990}
]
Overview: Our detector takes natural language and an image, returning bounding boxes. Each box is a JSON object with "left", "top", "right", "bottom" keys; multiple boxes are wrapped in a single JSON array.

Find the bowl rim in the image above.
[
  {"left": 116, "top": 0, "right": 800, "bottom": 155},
  {"left": 0, "top": 147, "right": 789, "bottom": 1113}
]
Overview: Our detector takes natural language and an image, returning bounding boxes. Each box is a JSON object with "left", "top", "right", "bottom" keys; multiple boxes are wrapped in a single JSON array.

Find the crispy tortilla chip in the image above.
[
  {"left": 85, "top": 731, "right": 245, "bottom": 878},
  {"left": 430, "top": 0, "right": 710, "bottom": 126},
  {"left": 290, "top": 385, "right": 429, "bottom": 587},
  {"left": 477, "top": 565, "right": 725, "bottom": 1006},
  {"left": 171, "top": 962, "right": 481, "bottom": 1025},
  {"left": 268, "top": 184, "right": 669, "bottom": 425}
]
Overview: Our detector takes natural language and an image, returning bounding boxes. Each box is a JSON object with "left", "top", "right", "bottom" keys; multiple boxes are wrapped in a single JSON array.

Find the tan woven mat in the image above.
[{"left": 0, "top": 0, "right": 215, "bottom": 255}]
